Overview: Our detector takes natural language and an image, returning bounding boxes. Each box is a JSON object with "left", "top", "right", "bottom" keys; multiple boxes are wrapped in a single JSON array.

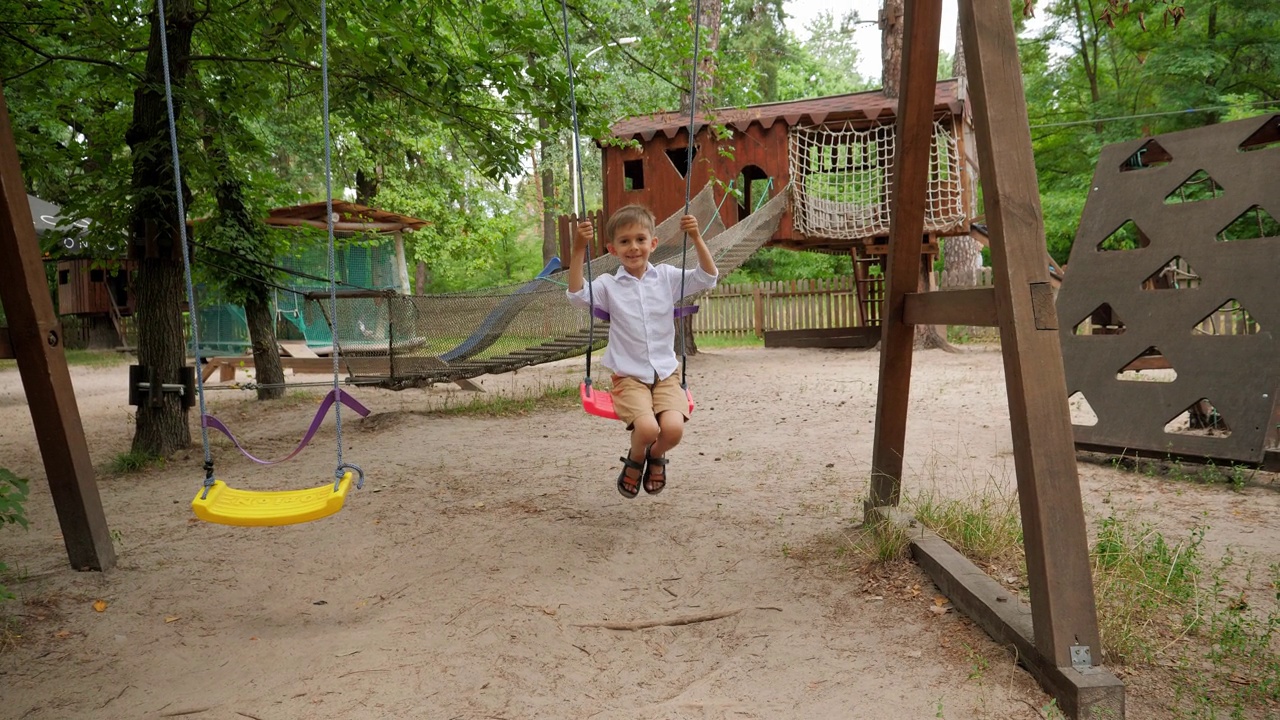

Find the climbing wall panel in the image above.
[{"left": 1057, "top": 114, "right": 1280, "bottom": 464}]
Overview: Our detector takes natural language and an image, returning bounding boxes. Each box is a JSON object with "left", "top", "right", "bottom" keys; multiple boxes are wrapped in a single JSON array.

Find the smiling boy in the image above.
[{"left": 566, "top": 205, "right": 718, "bottom": 498}]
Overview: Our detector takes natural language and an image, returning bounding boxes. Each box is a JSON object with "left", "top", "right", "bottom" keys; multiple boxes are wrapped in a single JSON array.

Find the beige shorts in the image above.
[{"left": 610, "top": 373, "right": 691, "bottom": 427}]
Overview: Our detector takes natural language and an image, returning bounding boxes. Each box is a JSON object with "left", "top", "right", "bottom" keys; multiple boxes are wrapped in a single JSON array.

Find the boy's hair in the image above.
[{"left": 604, "top": 205, "right": 657, "bottom": 244}]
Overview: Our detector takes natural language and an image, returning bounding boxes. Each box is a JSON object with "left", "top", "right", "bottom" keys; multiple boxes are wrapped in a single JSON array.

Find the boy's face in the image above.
[{"left": 607, "top": 221, "right": 659, "bottom": 274}]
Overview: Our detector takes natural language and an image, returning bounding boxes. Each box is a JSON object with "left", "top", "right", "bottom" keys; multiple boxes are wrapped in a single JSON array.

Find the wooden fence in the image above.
[
  {"left": 694, "top": 277, "right": 861, "bottom": 336},
  {"left": 698, "top": 268, "right": 1260, "bottom": 338},
  {"left": 695, "top": 270, "right": 997, "bottom": 336}
]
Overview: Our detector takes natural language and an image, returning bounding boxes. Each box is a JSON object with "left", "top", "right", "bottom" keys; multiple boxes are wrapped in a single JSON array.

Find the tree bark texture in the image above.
[
  {"left": 680, "top": 0, "right": 721, "bottom": 112},
  {"left": 126, "top": 0, "right": 197, "bottom": 456},
  {"left": 243, "top": 294, "right": 284, "bottom": 400},
  {"left": 881, "top": 0, "right": 904, "bottom": 98},
  {"left": 943, "top": 20, "right": 984, "bottom": 289},
  {"left": 539, "top": 118, "right": 557, "bottom": 265}
]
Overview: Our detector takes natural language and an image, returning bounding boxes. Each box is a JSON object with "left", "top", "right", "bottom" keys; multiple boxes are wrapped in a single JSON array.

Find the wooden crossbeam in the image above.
[
  {"left": 902, "top": 288, "right": 998, "bottom": 327},
  {"left": 0, "top": 82, "right": 115, "bottom": 571}
]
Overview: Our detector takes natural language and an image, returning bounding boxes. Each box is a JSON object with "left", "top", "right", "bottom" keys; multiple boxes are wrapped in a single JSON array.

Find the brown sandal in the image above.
[
  {"left": 642, "top": 446, "right": 668, "bottom": 495},
  {"left": 617, "top": 453, "right": 643, "bottom": 498}
]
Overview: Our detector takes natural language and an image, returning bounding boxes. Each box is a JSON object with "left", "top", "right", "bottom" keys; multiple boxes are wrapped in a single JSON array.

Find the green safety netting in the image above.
[{"left": 195, "top": 239, "right": 402, "bottom": 356}]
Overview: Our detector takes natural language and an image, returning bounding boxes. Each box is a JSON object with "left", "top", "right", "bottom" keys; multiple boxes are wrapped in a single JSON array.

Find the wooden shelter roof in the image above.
[
  {"left": 265, "top": 201, "right": 429, "bottom": 233},
  {"left": 609, "top": 79, "right": 963, "bottom": 142}
]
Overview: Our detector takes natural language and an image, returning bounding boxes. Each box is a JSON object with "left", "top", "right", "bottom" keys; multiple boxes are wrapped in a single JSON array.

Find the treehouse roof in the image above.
[
  {"left": 265, "top": 201, "right": 429, "bottom": 233},
  {"left": 608, "top": 79, "right": 964, "bottom": 142}
]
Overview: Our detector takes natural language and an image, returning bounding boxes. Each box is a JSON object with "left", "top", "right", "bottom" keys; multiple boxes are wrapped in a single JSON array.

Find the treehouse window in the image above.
[
  {"left": 664, "top": 145, "right": 699, "bottom": 178},
  {"left": 89, "top": 269, "right": 105, "bottom": 283},
  {"left": 58, "top": 270, "right": 69, "bottom": 285},
  {"left": 624, "top": 159, "right": 645, "bottom": 191}
]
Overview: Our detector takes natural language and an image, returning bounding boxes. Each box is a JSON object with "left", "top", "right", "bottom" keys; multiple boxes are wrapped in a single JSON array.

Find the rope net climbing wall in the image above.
[{"left": 788, "top": 119, "right": 965, "bottom": 240}]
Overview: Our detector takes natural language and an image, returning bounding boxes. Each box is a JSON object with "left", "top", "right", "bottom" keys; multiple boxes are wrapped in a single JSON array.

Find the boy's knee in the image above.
[{"left": 631, "top": 419, "right": 661, "bottom": 445}]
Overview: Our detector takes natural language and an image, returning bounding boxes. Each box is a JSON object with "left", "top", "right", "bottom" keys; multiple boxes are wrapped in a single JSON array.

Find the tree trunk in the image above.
[
  {"left": 415, "top": 260, "right": 429, "bottom": 294},
  {"left": 679, "top": 0, "right": 721, "bottom": 112},
  {"left": 244, "top": 295, "right": 284, "bottom": 400},
  {"left": 355, "top": 165, "right": 380, "bottom": 206},
  {"left": 943, "top": 22, "right": 984, "bottom": 291},
  {"left": 880, "top": 0, "right": 904, "bottom": 98},
  {"left": 126, "top": 0, "right": 197, "bottom": 457},
  {"left": 538, "top": 117, "right": 557, "bottom": 265}
]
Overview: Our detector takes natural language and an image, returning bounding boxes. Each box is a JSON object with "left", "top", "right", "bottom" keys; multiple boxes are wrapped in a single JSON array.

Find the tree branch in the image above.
[{"left": 0, "top": 30, "right": 141, "bottom": 80}]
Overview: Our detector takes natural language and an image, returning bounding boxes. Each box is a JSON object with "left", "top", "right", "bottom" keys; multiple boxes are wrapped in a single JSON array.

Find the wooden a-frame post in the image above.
[
  {"left": 866, "top": 2, "right": 1123, "bottom": 717},
  {"left": 0, "top": 81, "right": 116, "bottom": 571}
]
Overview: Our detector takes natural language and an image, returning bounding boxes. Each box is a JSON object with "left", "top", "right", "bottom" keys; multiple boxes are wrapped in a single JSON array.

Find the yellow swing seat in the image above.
[{"left": 192, "top": 472, "right": 354, "bottom": 527}]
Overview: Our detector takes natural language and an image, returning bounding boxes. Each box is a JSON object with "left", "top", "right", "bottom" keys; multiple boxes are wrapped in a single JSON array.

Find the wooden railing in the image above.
[{"left": 695, "top": 270, "right": 998, "bottom": 336}]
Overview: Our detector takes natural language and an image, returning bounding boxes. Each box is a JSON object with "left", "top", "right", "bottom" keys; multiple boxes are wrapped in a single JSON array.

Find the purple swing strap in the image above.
[
  {"left": 202, "top": 388, "right": 371, "bottom": 466},
  {"left": 591, "top": 305, "right": 699, "bottom": 322}
]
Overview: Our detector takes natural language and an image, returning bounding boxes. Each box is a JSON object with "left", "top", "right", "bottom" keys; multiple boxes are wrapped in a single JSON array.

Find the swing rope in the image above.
[
  {"left": 158, "top": 0, "right": 359, "bottom": 498},
  {"left": 557, "top": 0, "right": 596, "bottom": 391},
  {"left": 559, "top": 0, "right": 704, "bottom": 393},
  {"left": 156, "top": 0, "right": 214, "bottom": 495},
  {"left": 677, "top": 0, "right": 704, "bottom": 390},
  {"left": 319, "top": 0, "right": 361, "bottom": 490}
]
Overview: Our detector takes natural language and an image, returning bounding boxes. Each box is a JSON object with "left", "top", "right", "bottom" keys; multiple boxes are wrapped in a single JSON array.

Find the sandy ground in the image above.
[{"left": 0, "top": 345, "right": 1276, "bottom": 720}]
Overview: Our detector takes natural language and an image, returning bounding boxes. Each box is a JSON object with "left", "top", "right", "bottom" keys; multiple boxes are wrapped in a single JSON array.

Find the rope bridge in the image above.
[
  {"left": 317, "top": 185, "right": 789, "bottom": 389},
  {"left": 788, "top": 119, "right": 965, "bottom": 240}
]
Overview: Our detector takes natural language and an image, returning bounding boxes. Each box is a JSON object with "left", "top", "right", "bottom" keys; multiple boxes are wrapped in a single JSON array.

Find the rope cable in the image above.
[
  {"left": 319, "top": 0, "right": 360, "bottom": 489},
  {"left": 677, "top": 0, "right": 703, "bottom": 389},
  {"left": 558, "top": 0, "right": 597, "bottom": 390},
  {"left": 156, "top": 0, "right": 215, "bottom": 491}
]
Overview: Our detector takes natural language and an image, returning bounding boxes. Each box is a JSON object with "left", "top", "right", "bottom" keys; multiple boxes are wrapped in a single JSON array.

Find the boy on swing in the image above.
[{"left": 567, "top": 206, "right": 718, "bottom": 498}]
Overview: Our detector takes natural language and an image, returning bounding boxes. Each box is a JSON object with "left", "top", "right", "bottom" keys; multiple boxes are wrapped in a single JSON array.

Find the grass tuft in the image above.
[
  {"left": 109, "top": 450, "right": 165, "bottom": 474},
  {"left": 432, "top": 383, "right": 578, "bottom": 417}
]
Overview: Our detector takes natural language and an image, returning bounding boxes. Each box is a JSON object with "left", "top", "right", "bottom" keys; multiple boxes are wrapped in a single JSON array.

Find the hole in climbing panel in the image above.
[
  {"left": 1193, "top": 299, "right": 1262, "bottom": 335},
  {"left": 1119, "top": 139, "right": 1172, "bottom": 171},
  {"left": 623, "top": 159, "right": 645, "bottom": 191},
  {"left": 1074, "top": 303, "right": 1126, "bottom": 335},
  {"left": 665, "top": 145, "right": 699, "bottom": 178},
  {"left": 1216, "top": 205, "right": 1280, "bottom": 242},
  {"left": 1068, "top": 391, "right": 1098, "bottom": 427},
  {"left": 1097, "top": 220, "right": 1151, "bottom": 252},
  {"left": 1116, "top": 346, "right": 1175, "bottom": 382},
  {"left": 1164, "top": 399, "right": 1231, "bottom": 438},
  {"left": 1238, "top": 115, "right": 1280, "bottom": 153},
  {"left": 1163, "top": 169, "right": 1224, "bottom": 204},
  {"left": 1141, "top": 256, "right": 1200, "bottom": 289}
]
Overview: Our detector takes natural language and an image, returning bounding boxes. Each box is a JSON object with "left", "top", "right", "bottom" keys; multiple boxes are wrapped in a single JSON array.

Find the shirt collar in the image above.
[{"left": 614, "top": 262, "right": 655, "bottom": 281}]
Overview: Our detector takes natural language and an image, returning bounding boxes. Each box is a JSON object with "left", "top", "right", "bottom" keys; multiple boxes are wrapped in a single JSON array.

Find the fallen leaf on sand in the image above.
[
  {"left": 933, "top": 596, "right": 947, "bottom": 607},
  {"left": 55, "top": 630, "right": 71, "bottom": 639},
  {"left": 165, "top": 616, "right": 180, "bottom": 623},
  {"left": 93, "top": 600, "right": 108, "bottom": 612}
]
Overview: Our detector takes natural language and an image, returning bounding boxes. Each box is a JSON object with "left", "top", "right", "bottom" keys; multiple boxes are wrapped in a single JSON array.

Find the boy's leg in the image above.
[
  {"left": 643, "top": 410, "right": 684, "bottom": 492},
  {"left": 611, "top": 375, "right": 659, "bottom": 495},
  {"left": 626, "top": 415, "right": 660, "bottom": 492}
]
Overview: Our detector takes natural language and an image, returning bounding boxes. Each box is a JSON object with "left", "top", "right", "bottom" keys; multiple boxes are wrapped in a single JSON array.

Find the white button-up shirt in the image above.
[{"left": 567, "top": 263, "right": 718, "bottom": 382}]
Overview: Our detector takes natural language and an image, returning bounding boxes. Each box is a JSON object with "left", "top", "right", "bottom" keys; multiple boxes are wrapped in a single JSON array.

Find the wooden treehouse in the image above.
[{"left": 597, "top": 78, "right": 979, "bottom": 327}]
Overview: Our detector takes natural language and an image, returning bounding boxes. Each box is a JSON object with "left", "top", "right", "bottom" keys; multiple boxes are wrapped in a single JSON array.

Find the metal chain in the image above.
[{"left": 156, "top": 0, "right": 214, "bottom": 491}]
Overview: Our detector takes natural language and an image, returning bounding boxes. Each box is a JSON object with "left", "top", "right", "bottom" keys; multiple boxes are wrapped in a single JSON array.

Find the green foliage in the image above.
[
  {"left": 726, "top": 247, "right": 852, "bottom": 283},
  {"left": 0, "top": 468, "right": 30, "bottom": 602},
  {"left": 1026, "top": 0, "right": 1280, "bottom": 258}
]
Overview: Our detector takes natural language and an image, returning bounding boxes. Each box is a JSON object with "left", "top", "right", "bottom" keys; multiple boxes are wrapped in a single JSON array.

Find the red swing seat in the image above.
[
  {"left": 580, "top": 304, "right": 699, "bottom": 420},
  {"left": 580, "top": 382, "right": 695, "bottom": 420}
]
